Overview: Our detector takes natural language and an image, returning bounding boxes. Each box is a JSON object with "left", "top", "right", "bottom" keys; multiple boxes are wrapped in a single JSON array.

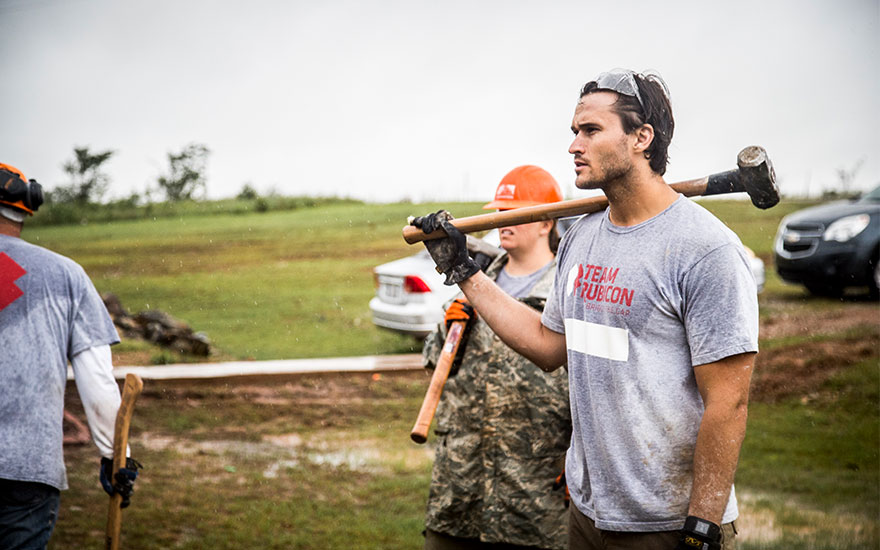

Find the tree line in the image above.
[
  {"left": 29, "top": 144, "right": 361, "bottom": 227},
  {"left": 52, "top": 143, "right": 211, "bottom": 205}
]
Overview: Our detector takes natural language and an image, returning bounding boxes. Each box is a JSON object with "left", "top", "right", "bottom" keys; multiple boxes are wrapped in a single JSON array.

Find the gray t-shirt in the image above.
[
  {"left": 0, "top": 235, "right": 119, "bottom": 490},
  {"left": 542, "top": 196, "right": 758, "bottom": 532},
  {"left": 495, "top": 260, "right": 555, "bottom": 299}
]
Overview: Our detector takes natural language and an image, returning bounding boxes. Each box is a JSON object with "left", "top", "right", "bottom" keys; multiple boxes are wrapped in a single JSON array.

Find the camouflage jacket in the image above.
[{"left": 423, "top": 253, "right": 571, "bottom": 550}]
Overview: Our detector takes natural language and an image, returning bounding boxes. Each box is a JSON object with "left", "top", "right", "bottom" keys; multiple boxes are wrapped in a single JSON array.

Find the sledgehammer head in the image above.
[
  {"left": 703, "top": 146, "right": 779, "bottom": 209},
  {"left": 737, "top": 146, "right": 779, "bottom": 209}
]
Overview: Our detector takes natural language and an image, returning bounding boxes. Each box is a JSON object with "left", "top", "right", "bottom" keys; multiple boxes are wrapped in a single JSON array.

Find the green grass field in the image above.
[
  {"left": 22, "top": 197, "right": 811, "bottom": 362},
  {"left": 21, "top": 198, "right": 877, "bottom": 549},
  {"left": 25, "top": 200, "right": 488, "bottom": 361}
]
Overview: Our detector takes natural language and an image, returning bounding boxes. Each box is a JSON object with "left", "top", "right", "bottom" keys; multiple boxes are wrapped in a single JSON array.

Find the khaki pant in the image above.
[{"left": 568, "top": 505, "right": 737, "bottom": 550}]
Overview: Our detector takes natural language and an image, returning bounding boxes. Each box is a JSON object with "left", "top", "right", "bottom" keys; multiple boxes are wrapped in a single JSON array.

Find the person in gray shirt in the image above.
[
  {"left": 0, "top": 163, "right": 141, "bottom": 550},
  {"left": 411, "top": 70, "right": 758, "bottom": 550}
]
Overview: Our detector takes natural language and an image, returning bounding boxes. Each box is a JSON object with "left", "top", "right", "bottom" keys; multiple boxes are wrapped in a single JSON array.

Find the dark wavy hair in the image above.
[{"left": 580, "top": 73, "right": 674, "bottom": 175}]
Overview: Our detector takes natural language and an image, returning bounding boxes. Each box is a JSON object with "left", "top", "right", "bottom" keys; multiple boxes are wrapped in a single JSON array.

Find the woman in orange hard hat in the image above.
[{"left": 422, "top": 165, "right": 572, "bottom": 550}]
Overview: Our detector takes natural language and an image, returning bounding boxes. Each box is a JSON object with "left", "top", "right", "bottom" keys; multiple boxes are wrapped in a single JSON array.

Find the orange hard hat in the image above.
[
  {"left": 0, "top": 163, "right": 42, "bottom": 215},
  {"left": 483, "top": 165, "right": 563, "bottom": 210}
]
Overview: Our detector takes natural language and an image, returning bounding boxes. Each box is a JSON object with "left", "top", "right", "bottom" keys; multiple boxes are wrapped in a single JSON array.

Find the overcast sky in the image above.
[{"left": 1, "top": 0, "right": 877, "bottom": 203}]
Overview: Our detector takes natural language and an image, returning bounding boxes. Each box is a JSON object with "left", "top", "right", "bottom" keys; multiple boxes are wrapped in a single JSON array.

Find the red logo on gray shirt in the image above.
[
  {"left": 571, "top": 263, "right": 635, "bottom": 307},
  {"left": 0, "top": 252, "right": 26, "bottom": 311}
]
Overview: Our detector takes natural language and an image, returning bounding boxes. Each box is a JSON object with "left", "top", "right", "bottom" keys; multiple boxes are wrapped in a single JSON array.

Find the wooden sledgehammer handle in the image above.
[
  {"left": 105, "top": 373, "right": 144, "bottom": 550},
  {"left": 403, "top": 145, "right": 778, "bottom": 243},
  {"left": 402, "top": 177, "right": 710, "bottom": 244},
  {"left": 411, "top": 320, "right": 468, "bottom": 444}
]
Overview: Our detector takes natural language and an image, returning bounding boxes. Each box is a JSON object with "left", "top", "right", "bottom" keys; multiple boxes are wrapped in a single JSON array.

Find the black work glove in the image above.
[
  {"left": 675, "top": 516, "right": 722, "bottom": 550},
  {"left": 100, "top": 456, "right": 143, "bottom": 509},
  {"left": 410, "top": 210, "right": 480, "bottom": 286}
]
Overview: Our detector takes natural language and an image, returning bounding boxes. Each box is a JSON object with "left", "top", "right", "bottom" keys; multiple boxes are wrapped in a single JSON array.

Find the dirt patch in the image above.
[
  {"left": 230, "top": 377, "right": 379, "bottom": 403},
  {"left": 141, "top": 373, "right": 425, "bottom": 413},
  {"left": 749, "top": 293, "right": 879, "bottom": 403},
  {"left": 752, "top": 332, "right": 879, "bottom": 403},
  {"left": 737, "top": 490, "right": 878, "bottom": 547},
  {"left": 736, "top": 498, "right": 783, "bottom": 545},
  {"left": 135, "top": 426, "right": 429, "bottom": 478},
  {"left": 759, "top": 295, "right": 878, "bottom": 340}
]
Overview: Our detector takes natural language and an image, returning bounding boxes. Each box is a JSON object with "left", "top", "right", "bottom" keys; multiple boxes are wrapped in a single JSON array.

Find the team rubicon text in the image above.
[{"left": 571, "top": 263, "right": 634, "bottom": 307}]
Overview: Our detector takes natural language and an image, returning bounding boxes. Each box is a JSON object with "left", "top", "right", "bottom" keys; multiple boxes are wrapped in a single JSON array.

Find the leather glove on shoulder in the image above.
[
  {"left": 410, "top": 210, "right": 480, "bottom": 285},
  {"left": 675, "top": 516, "right": 722, "bottom": 550},
  {"left": 100, "top": 456, "right": 143, "bottom": 509}
]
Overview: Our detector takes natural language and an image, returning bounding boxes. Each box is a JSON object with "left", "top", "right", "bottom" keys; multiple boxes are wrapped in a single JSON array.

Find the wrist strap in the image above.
[{"left": 683, "top": 516, "right": 721, "bottom": 541}]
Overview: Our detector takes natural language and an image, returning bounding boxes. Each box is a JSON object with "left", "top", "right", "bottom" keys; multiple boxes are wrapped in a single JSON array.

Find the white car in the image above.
[
  {"left": 745, "top": 246, "right": 765, "bottom": 294},
  {"left": 370, "top": 230, "right": 503, "bottom": 338},
  {"left": 370, "top": 219, "right": 764, "bottom": 338},
  {"left": 369, "top": 248, "right": 463, "bottom": 338}
]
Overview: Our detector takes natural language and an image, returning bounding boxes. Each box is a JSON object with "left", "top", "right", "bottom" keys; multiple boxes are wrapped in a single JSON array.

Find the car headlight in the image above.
[{"left": 823, "top": 214, "right": 870, "bottom": 242}]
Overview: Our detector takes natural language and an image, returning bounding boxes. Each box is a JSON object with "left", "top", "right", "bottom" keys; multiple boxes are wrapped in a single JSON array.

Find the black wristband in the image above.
[
  {"left": 683, "top": 516, "right": 721, "bottom": 541},
  {"left": 678, "top": 515, "right": 722, "bottom": 550}
]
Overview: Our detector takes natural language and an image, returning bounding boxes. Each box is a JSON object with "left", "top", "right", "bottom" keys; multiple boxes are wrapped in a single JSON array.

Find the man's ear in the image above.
[
  {"left": 633, "top": 124, "right": 655, "bottom": 154},
  {"left": 538, "top": 219, "right": 554, "bottom": 236}
]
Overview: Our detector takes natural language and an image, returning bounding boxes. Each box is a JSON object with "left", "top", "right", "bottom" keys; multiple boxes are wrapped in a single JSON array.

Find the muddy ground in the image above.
[
  {"left": 61, "top": 294, "right": 880, "bottom": 448},
  {"left": 101, "top": 294, "right": 879, "bottom": 403},
  {"left": 63, "top": 294, "right": 880, "bottom": 439},
  {"left": 752, "top": 295, "right": 878, "bottom": 402},
  {"left": 56, "top": 294, "right": 878, "bottom": 549}
]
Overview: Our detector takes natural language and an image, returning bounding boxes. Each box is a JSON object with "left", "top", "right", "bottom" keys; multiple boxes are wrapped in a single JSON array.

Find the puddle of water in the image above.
[
  {"left": 263, "top": 459, "right": 300, "bottom": 478},
  {"left": 305, "top": 448, "right": 379, "bottom": 470},
  {"left": 263, "top": 433, "right": 303, "bottom": 448},
  {"left": 139, "top": 431, "right": 431, "bottom": 477}
]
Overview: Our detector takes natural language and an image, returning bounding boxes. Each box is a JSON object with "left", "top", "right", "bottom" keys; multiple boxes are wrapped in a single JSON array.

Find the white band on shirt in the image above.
[{"left": 564, "top": 318, "right": 630, "bottom": 362}]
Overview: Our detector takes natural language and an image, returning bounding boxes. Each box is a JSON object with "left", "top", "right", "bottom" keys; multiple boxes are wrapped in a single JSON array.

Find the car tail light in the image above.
[{"left": 403, "top": 275, "right": 431, "bottom": 293}]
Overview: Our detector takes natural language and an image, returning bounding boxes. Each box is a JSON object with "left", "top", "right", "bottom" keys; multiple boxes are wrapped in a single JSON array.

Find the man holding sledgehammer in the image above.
[
  {"left": 412, "top": 69, "right": 758, "bottom": 550},
  {"left": 0, "top": 163, "right": 141, "bottom": 549},
  {"left": 421, "top": 166, "right": 571, "bottom": 550}
]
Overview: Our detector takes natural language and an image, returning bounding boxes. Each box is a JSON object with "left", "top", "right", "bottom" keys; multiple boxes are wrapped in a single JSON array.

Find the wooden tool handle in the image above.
[
  {"left": 106, "top": 373, "right": 144, "bottom": 550},
  {"left": 410, "top": 320, "right": 468, "bottom": 444},
  {"left": 402, "top": 177, "right": 709, "bottom": 244}
]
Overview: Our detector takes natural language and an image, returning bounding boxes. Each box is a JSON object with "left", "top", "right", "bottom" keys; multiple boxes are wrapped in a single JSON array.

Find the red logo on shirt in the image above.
[
  {"left": 0, "top": 252, "right": 26, "bottom": 311},
  {"left": 571, "top": 263, "right": 635, "bottom": 309}
]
